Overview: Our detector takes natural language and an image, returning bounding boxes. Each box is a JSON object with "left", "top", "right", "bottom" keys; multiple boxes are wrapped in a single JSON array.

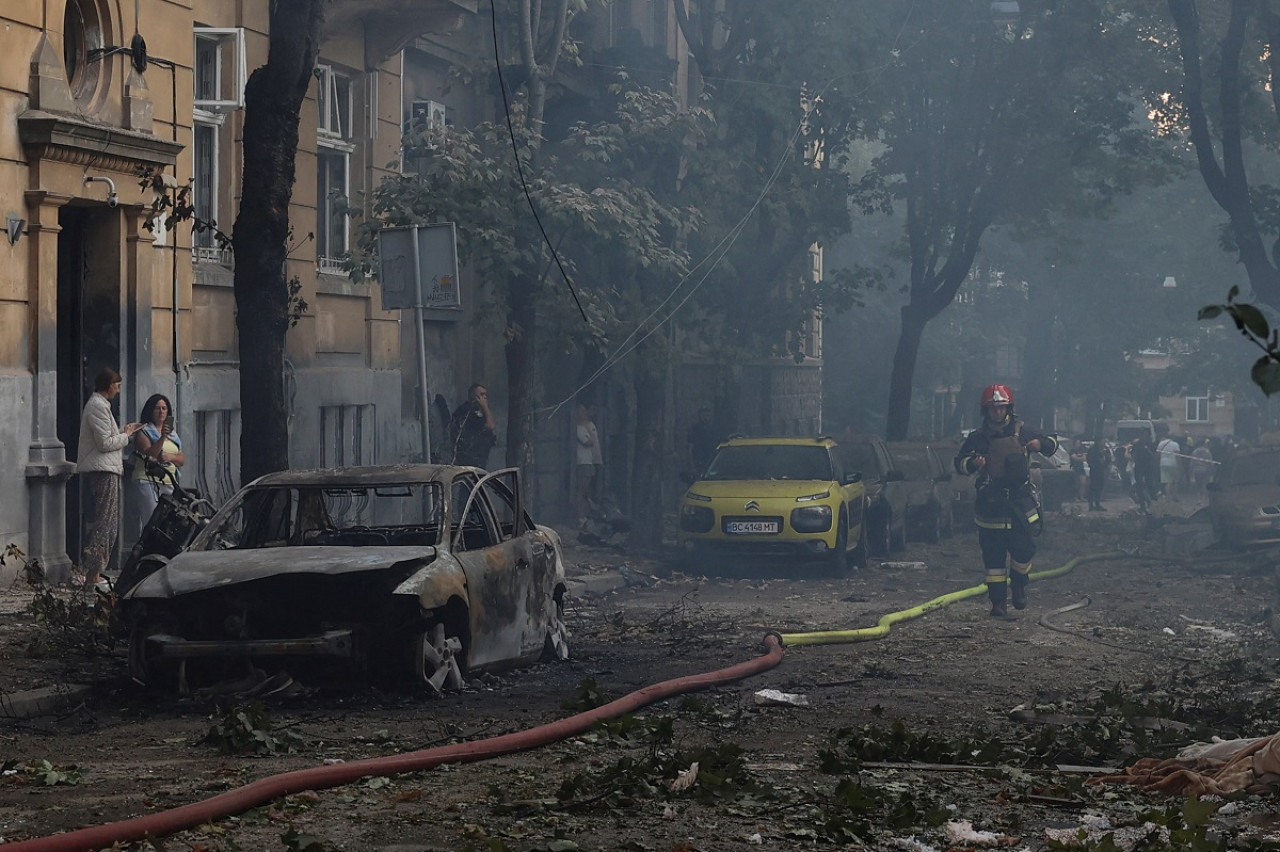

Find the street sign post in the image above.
[{"left": 377, "top": 223, "right": 461, "bottom": 463}]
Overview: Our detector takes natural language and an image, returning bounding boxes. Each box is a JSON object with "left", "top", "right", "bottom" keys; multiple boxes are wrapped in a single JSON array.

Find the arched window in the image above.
[{"left": 62, "top": 0, "right": 108, "bottom": 110}]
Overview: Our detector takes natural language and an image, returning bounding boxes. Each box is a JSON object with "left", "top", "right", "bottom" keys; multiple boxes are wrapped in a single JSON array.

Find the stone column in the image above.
[{"left": 24, "top": 191, "right": 75, "bottom": 581}]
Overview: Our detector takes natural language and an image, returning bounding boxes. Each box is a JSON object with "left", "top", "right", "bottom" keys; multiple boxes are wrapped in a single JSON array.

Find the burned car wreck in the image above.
[{"left": 115, "top": 465, "right": 569, "bottom": 693}]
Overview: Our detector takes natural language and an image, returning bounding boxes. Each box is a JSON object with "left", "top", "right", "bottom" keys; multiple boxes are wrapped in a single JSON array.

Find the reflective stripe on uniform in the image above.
[{"left": 975, "top": 518, "right": 1013, "bottom": 530}]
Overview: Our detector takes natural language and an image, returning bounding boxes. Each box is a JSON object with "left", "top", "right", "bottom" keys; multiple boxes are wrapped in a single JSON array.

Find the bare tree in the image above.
[{"left": 1168, "top": 0, "right": 1280, "bottom": 309}]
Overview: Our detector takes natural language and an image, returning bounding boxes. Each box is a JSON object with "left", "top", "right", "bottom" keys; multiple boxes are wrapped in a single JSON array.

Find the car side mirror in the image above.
[
  {"left": 844, "top": 472, "right": 862, "bottom": 484},
  {"left": 885, "top": 469, "right": 906, "bottom": 483}
]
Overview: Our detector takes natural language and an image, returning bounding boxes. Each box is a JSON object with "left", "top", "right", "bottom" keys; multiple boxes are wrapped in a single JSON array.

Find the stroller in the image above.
[{"left": 113, "top": 454, "right": 218, "bottom": 599}]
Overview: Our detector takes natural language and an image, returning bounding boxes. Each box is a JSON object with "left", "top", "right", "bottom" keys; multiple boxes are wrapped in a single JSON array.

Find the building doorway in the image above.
[{"left": 57, "top": 205, "right": 123, "bottom": 564}]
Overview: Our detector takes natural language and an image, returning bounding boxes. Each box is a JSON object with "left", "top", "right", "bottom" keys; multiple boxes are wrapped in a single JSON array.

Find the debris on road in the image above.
[{"left": 752, "top": 688, "right": 809, "bottom": 707}]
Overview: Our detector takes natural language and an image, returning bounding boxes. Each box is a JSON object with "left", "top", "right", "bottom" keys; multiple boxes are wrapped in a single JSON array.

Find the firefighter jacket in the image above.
[{"left": 954, "top": 418, "right": 1059, "bottom": 531}]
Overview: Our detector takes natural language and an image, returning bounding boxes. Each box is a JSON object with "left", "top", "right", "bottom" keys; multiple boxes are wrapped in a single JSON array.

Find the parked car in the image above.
[
  {"left": 886, "top": 441, "right": 955, "bottom": 542},
  {"left": 932, "top": 438, "right": 974, "bottom": 528},
  {"left": 117, "top": 465, "right": 570, "bottom": 693},
  {"left": 1207, "top": 446, "right": 1280, "bottom": 546},
  {"left": 834, "top": 435, "right": 907, "bottom": 556},
  {"left": 677, "top": 436, "right": 869, "bottom": 571}
]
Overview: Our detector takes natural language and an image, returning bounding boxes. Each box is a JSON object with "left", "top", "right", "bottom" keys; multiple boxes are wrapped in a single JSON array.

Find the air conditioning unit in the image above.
[{"left": 410, "top": 99, "right": 447, "bottom": 130}]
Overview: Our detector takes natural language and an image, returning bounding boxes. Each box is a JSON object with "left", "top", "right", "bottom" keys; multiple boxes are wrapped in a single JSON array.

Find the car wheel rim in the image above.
[
  {"left": 415, "top": 622, "right": 464, "bottom": 692},
  {"left": 546, "top": 601, "right": 570, "bottom": 661}
]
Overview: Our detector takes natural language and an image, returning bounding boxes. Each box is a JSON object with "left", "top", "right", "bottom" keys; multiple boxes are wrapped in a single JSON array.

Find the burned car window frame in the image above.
[{"left": 194, "top": 480, "right": 446, "bottom": 551}]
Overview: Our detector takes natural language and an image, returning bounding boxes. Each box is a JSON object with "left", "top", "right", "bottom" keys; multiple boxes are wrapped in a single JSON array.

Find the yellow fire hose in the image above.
[{"left": 779, "top": 550, "right": 1131, "bottom": 647}]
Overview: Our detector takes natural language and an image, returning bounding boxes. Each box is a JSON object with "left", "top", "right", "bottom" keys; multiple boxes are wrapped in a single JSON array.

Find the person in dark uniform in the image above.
[
  {"left": 449, "top": 383, "right": 497, "bottom": 469},
  {"left": 1086, "top": 439, "right": 1112, "bottom": 511},
  {"left": 954, "top": 384, "right": 1059, "bottom": 617}
]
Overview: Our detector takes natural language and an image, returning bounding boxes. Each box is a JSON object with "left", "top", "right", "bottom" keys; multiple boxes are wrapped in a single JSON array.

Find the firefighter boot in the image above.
[
  {"left": 1010, "top": 563, "right": 1031, "bottom": 610},
  {"left": 988, "top": 581, "right": 1008, "bottom": 618}
]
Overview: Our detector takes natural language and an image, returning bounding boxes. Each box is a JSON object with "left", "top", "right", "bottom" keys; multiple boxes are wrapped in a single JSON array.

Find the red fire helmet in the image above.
[{"left": 981, "top": 383, "right": 1013, "bottom": 408}]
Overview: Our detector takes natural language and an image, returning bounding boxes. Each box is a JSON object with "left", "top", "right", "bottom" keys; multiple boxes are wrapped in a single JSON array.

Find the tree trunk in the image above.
[
  {"left": 1169, "top": 0, "right": 1280, "bottom": 309},
  {"left": 500, "top": 0, "right": 569, "bottom": 482},
  {"left": 1019, "top": 288, "right": 1059, "bottom": 432},
  {"left": 504, "top": 277, "right": 537, "bottom": 472},
  {"left": 232, "top": 0, "right": 325, "bottom": 484},
  {"left": 885, "top": 307, "right": 928, "bottom": 441},
  {"left": 630, "top": 341, "right": 666, "bottom": 548}
]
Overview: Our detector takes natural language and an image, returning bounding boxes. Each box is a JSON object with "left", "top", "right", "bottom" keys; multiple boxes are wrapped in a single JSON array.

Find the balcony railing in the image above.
[
  {"left": 192, "top": 245, "right": 233, "bottom": 265},
  {"left": 318, "top": 256, "right": 349, "bottom": 277}
]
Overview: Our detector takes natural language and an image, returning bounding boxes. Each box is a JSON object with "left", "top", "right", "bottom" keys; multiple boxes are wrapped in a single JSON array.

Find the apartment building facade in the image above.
[{"left": 1, "top": 0, "right": 473, "bottom": 583}]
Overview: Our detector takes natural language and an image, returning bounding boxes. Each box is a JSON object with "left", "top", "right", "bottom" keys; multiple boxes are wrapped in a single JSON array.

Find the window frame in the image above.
[
  {"left": 316, "top": 64, "right": 354, "bottom": 142},
  {"left": 316, "top": 63, "right": 356, "bottom": 270},
  {"left": 191, "top": 118, "right": 222, "bottom": 255},
  {"left": 1186, "top": 395, "right": 1210, "bottom": 423},
  {"left": 193, "top": 27, "right": 247, "bottom": 113}
]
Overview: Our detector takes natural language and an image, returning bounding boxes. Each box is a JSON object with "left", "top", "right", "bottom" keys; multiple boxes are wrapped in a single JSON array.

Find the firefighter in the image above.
[{"left": 954, "top": 384, "right": 1059, "bottom": 617}]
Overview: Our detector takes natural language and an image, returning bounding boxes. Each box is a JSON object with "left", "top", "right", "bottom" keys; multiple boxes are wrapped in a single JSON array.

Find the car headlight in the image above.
[
  {"left": 685, "top": 492, "right": 712, "bottom": 502},
  {"left": 795, "top": 490, "right": 830, "bottom": 503},
  {"left": 791, "top": 504, "right": 833, "bottom": 533},
  {"left": 680, "top": 504, "right": 715, "bottom": 533}
]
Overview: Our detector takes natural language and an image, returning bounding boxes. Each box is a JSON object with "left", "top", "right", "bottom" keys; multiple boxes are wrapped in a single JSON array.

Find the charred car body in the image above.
[{"left": 115, "top": 465, "right": 569, "bottom": 692}]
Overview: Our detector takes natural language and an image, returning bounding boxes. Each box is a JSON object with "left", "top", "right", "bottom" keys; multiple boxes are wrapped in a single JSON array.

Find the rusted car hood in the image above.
[{"left": 125, "top": 546, "right": 438, "bottom": 599}]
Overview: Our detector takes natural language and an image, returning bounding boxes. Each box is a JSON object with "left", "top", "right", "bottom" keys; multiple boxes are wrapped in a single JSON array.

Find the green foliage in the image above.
[
  {"left": 1, "top": 543, "right": 44, "bottom": 587},
  {"left": 1200, "top": 287, "right": 1280, "bottom": 395},
  {"left": 819, "top": 694, "right": 1196, "bottom": 775},
  {"left": 1044, "top": 798, "right": 1280, "bottom": 851},
  {"left": 552, "top": 712, "right": 759, "bottom": 810},
  {"left": 560, "top": 677, "right": 608, "bottom": 712},
  {"left": 13, "top": 759, "right": 83, "bottom": 787},
  {"left": 357, "top": 83, "right": 699, "bottom": 357},
  {"left": 201, "top": 701, "right": 309, "bottom": 756},
  {"left": 1, "top": 544, "right": 116, "bottom": 656},
  {"left": 137, "top": 165, "right": 232, "bottom": 250}
]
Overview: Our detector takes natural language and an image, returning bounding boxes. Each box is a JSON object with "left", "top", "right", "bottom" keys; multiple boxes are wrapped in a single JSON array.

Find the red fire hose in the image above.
[{"left": 5, "top": 633, "right": 785, "bottom": 852}]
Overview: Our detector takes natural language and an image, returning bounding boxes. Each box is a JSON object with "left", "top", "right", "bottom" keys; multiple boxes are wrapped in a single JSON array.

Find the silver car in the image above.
[{"left": 118, "top": 465, "right": 569, "bottom": 693}]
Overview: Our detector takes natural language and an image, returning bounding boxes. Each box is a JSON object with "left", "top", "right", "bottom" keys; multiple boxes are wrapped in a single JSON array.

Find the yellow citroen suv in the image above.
[{"left": 678, "top": 436, "right": 868, "bottom": 570}]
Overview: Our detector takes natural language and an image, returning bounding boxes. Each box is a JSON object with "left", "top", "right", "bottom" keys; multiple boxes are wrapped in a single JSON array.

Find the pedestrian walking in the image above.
[
  {"left": 1191, "top": 439, "right": 1215, "bottom": 496},
  {"left": 1157, "top": 434, "right": 1182, "bottom": 500}
]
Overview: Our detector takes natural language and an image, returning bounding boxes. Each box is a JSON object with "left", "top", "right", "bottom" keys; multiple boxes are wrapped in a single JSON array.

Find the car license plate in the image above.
[{"left": 724, "top": 518, "right": 781, "bottom": 534}]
